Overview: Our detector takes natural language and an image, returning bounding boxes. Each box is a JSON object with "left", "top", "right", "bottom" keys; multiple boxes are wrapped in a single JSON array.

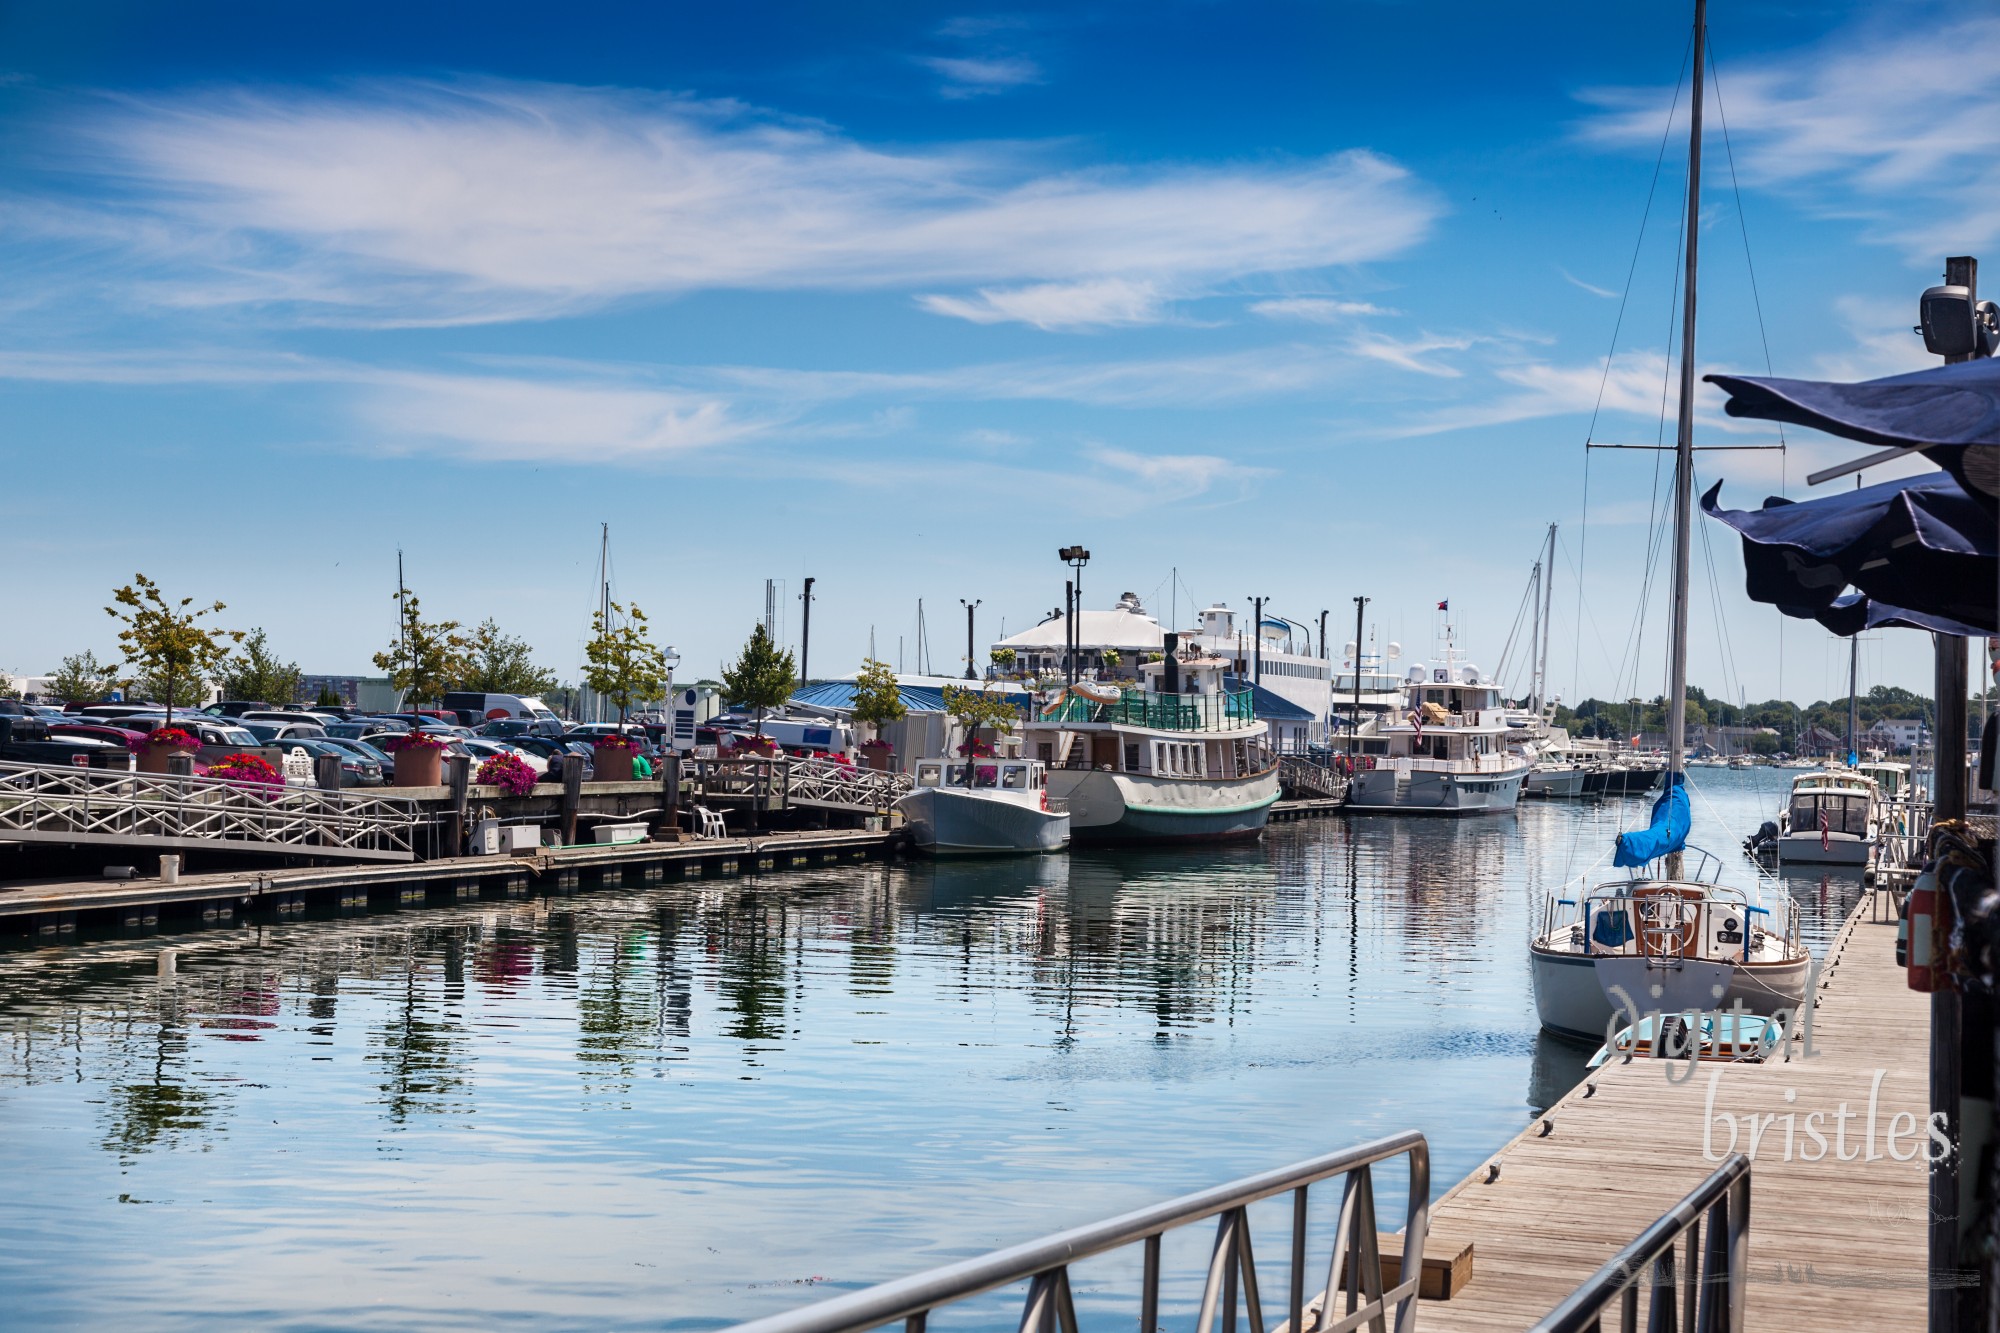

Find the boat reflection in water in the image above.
[{"left": 1527, "top": 1030, "right": 1595, "bottom": 1116}]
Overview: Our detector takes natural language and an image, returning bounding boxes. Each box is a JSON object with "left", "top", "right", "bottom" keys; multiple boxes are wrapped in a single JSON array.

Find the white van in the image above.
[{"left": 442, "top": 693, "right": 564, "bottom": 731}]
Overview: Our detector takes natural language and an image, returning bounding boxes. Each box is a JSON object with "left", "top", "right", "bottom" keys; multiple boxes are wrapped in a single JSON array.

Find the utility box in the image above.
[
  {"left": 593, "top": 823, "right": 650, "bottom": 845},
  {"left": 476, "top": 822, "right": 542, "bottom": 855}
]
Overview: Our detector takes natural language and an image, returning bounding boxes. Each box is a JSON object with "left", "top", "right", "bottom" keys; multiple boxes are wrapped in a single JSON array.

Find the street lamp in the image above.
[
  {"left": 959, "top": 598, "right": 982, "bottom": 680},
  {"left": 1058, "top": 546, "right": 1090, "bottom": 683}
]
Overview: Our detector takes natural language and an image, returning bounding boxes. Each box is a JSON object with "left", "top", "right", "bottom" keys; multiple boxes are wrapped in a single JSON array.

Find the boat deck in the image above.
[{"left": 1416, "top": 890, "right": 1932, "bottom": 1330}]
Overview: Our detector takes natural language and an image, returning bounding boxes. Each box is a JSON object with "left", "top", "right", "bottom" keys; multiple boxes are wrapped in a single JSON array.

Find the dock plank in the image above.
[{"left": 1418, "top": 899, "right": 1931, "bottom": 1332}]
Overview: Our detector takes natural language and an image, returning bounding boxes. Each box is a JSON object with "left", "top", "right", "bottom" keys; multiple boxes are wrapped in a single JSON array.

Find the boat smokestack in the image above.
[{"left": 1163, "top": 634, "right": 1180, "bottom": 693}]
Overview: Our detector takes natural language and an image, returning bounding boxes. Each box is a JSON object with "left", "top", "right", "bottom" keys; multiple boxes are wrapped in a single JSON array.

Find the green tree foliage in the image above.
[
  {"left": 850, "top": 657, "right": 906, "bottom": 728},
  {"left": 581, "top": 601, "right": 668, "bottom": 725},
  {"left": 457, "top": 619, "right": 558, "bottom": 697},
  {"left": 942, "top": 684, "right": 1021, "bottom": 783},
  {"left": 372, "top": 591, "right": 469, "bottom": 710},
  {"left": 106, "top": 574, "right": 242, "bottom": 727},
  {"left": 315, "top": 682, "right": 344, "bottom": 708},
  {"left": 721, "top": 624, "right": 796, "bottom": 735},
  {"left": 220, "top": 628, "right": 303, "bottom": 705},
  {"left": 1101, "top": 649, "right": 1122, "bottom": 669},
  {"left": 49, "top": 651, "right": 117, "bottom": 704},
  {"left": 989, "top": 647, "right": 1017, "bottom": 671},
  {"left": 1552, "top": 682, "right": 1943, "bottom": 749}
]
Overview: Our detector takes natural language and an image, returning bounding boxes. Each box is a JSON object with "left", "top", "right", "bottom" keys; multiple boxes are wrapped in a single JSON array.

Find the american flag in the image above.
[{"left": 1819, "top": 807, "right": 1831, "bottom": 852}]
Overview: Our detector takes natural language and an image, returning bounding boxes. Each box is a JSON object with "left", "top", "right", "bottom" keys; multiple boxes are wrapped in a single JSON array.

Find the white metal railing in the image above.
[
  {"left": 726, "top": 1132, "right": 1429, "bottom": 1333},
  {"left": 686, "top": 755, "right": 912, "bottom": 814},
  {"left": 1540, "top": 850, "right": 1803, "bottom": 964},
  {"left": 0, "top": 759, "right": 420, "bottom": 860}
]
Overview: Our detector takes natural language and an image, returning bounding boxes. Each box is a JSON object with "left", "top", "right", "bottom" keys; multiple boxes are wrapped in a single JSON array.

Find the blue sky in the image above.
[{"left": 2, "top": 0, "right": 1991, "bottom": 708}]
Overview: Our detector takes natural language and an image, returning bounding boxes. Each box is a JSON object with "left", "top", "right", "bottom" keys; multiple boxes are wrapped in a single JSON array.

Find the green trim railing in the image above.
[{"left": 1042, "top": 688, "right": 1257, "bottom": 732}]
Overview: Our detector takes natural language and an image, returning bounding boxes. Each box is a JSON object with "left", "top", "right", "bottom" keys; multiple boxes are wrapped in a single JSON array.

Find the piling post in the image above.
[
  {"left": 561, "top": 760, "right": 583, "bottom": 848},
  {"left": 315, "top": 754, "right": 343, "bottom": 792},
  {"left": 658, "top": 752, "right": 681, "bottom": 840},
  {"left": 446, "top": 754, "right": 472, "bottom": 857}
]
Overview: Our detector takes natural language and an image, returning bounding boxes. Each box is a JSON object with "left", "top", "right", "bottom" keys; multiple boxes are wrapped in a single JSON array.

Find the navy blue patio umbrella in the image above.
[{"left": 1700, "top": 360, "right": 1998, "bottom": 636}]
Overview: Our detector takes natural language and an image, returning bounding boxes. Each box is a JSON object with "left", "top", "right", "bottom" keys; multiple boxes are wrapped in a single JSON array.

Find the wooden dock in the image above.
[
  {"left": 0, "top": 828, "right": 897, "bottom": 938},
  {"left": 1412, "top": 891, "right": 1932, "bottom": 1331}
]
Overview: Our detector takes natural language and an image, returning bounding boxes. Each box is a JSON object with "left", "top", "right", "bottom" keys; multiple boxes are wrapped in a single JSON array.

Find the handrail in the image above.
[
  {"left": 726, "top": 1131, "right": 1429, "bottom": 1333},
  {"left": 1527, "top": 1153, "right": 1749, "bottom": 1333}
]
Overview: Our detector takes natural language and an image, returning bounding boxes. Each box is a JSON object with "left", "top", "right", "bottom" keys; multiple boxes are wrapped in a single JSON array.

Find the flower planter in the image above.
[
  {"left": 136, "top": 730, "right": 201, "bottom": 775},
  {"left": 861, "top": 745, "right": 896, "bottom": 772},
  {"left": 393, "top": 746, "right": 443, "bottom": 788},
  {"left": 592, "top": 745, "right": 636, "bottom": 783}
]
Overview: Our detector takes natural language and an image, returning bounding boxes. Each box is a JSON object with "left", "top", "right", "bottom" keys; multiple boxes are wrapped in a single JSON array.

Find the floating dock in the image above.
[{"left": 1408, "top": 889, "right": 1931, "bottom": 1331}]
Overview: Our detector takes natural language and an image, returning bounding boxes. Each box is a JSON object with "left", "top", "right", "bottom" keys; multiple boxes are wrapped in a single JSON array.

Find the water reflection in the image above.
[{"left": 0, "top": 770, "right": 1860, "bottom": 1329}]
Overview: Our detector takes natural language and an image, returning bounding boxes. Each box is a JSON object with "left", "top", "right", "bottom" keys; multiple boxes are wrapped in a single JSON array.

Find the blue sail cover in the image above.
[{"left": 1614, "top": 772, "right": 1689, "bottom": 868}]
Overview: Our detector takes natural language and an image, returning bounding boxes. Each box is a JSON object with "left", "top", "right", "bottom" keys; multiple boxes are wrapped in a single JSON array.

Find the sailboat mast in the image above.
[
  {"left": 1537, "top": 523, "right": 1557, "bottom": 714},
  {"left": 1527, "top": 558, "right": 1543, "bottom": 711},
  {"left": 1848, "top": 634, "right": 1860, "bottom": 764},
  {"left": 1665, "top": 0, "right": 1707, "bottom": 787}
]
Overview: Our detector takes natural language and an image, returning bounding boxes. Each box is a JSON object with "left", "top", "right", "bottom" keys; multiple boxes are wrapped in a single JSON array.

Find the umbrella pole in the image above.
[{"left": 1932, "top": 634, "right": 1969, "bottom": 1328}]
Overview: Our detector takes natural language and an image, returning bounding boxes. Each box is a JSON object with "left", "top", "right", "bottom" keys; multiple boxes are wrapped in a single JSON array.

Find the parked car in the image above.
[
  {"left": 242, "top": 720, "right": 327, "bottom": 743},
  {"left": 276, "top": 737, "right": 384, "bottom": 787},
  {"left": 49, "top": 723, "right": 149, "bottom": 748},
  {"left": 477, "top": 717, "right": 567, "bottom": 740},
  {"left": 201, "top": 701, "right": 277, "bottom": 719},
  {"left": 319, "top": 735, "right": 397, "bottom": 781},
  {"left": 460, "top": 738, "right": 550, "bottom": 776},
  {"left": 441, "top": 692, "right": 564, "bottom": 730}
]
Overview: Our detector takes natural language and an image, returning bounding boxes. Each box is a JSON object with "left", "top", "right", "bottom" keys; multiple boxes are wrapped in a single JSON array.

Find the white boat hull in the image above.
[
  {"left": 1348, "top": 763, "right": 1527, "bottom": 814},
  {"left": 1775, "top": 833, "right": 1872, "bottom": 867},
  {"left": 1525, "top": 766, "right": 1589, "bottom": 798},
  {"left": 1530, "top": 945, "right": 1812, "bottom": 1042},
  {"left": 895, "top": 788, "right": 1070, "bottom": 856},
  {"left": 1046, "top": 767, "right": 1279, "bottom": 844}
]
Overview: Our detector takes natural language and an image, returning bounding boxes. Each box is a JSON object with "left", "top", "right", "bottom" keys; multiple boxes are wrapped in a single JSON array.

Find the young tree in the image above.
[
  {"left": 941, "top": 685, "right": 1021, "bottom": 785},
  {"left": 105, "top": 574, "right": 242, "bottom": 728},
  {"left": 721, "top": 623, "right": 796, "bottom": 736},
  {"left": 371, "top": 591, "right": 469, "bottom": 711},
  {"left": 221, "top": 628, "right": 303, "bottom": 705},
  {"left": 1101, "top": 649, "right": 1122, "bottom": 670},
  {"left": 49, "top": 650, "right": 117, "bottom": 704},
  {"left": 457, "top": 619, "right": 559, "bottom": 697},
  {"left": 580, "top": 601, "right": 668, "bottom": 726},
  {"left": 851, "top": 657, "right": 906, "bottom": 732},
  {"left": 989, "top": 647, "right": 1017, "bottom": 673},
  {"left": 315, "top": 682, "right": 344, "bottom": 708}
]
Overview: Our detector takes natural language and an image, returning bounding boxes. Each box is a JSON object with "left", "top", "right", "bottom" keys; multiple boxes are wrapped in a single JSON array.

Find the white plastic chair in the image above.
[{"left": 694, "top": 806, "right": 728, "bottom": 839}]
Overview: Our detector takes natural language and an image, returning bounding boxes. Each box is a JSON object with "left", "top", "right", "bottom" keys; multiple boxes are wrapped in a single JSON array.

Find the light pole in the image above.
[
  {"left": 1349, "top": 596, "right": 1368, "bottom": 761},
  {"left": 960, "top": 598, "right": 981, "bottom": 680},
  {"left": 1058, "top": 546, "right": 1090, "bottom": 683},
  {"left": 798, "top": 578, "right": 816, "bottom": 685},
  {"left": 1248, "top": 595, "right": 1268, "bottom": 685}
]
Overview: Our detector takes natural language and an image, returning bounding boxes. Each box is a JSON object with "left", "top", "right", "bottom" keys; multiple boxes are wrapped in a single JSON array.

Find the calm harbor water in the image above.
[{"left": 0, "top": 768, "right": 1866, "bottom": 1330}]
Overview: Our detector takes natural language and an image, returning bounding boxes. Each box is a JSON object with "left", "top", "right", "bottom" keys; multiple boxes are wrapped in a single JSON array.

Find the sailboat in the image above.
[{"left": 1528, "top": 0, "right": 1810, "bottom": 1040}]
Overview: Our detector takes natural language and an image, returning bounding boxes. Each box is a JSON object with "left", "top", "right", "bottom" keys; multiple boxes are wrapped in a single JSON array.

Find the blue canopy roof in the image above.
[
  {"left": 1225, "top": 676, "right": 1314, "bottom": 721},
  {"left": 1705, "top": 359, "right": 2000, "bottom": 499},
  {"left": 1700, "top": 472, "right": 1995, "bottom": 636},
  {"left": 790, "top": 680, "right": 954, "bottom": 713}
]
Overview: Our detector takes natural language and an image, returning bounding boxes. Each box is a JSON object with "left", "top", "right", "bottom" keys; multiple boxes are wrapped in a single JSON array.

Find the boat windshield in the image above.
[{"left": 1789, "top": 792, "right": 1870, "bottom": 835}]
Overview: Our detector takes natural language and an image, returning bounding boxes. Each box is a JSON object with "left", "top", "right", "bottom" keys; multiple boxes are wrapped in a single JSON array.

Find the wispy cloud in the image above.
[
  {"left": 1578, "top": 12, "right": 2000, "bottom": 258},
  {"left": 918, "top": 277, "right": 1164, "bottom": 329},
  {"left": 1248, "top": 297, "right": 1393, "bottom": 322},
  {"left": 1558, "top": 267, "right": 1617, "bottom": 299},
  {"left": 920, "top": 55, "right": 1042, "bottom": 98},
  {"left": 16, "top": 80, "right": 1442, "bottom": 329},
  {"left": 1345, "top": 331, "right": 1473, "bottom": 378}
]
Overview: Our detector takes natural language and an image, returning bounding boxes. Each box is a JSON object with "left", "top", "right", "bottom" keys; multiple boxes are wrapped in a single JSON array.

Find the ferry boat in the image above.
[
  {"left": 1018, "top": 647, "right": 1279, "bottom": 844},
  {"left": 896, "top": 756, "right": 1070, "bottom": 856},
  {"left": 1345, "top": 640, "right": 1529, "bottom": 815},
  {"left": 1771, "top": 766, "right": 1881, "bottom": 867}
]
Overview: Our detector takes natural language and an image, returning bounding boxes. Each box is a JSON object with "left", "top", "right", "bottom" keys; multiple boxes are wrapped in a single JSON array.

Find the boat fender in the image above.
[{"left": 1906, "top": 869, "right": 1955, "bottom": 993}]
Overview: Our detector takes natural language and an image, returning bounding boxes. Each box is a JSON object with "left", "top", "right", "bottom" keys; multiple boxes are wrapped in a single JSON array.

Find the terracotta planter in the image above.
[
  {"left": 137, "top": 740, "right": 196, "bottom": 775},
  {"left": 861, "top": 746, "right": 895, "bottom": 772},
  {"left": 592, "top": 746, "right": 636, "bottom": 782},
  {"left": 393, "top": 745, "right": 444, "bottom": 788}
]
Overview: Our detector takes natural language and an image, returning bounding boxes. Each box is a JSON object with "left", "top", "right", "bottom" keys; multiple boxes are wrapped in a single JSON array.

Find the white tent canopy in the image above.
[{"left": 993, "top": 598, "right": 1166, "bottom": 654}]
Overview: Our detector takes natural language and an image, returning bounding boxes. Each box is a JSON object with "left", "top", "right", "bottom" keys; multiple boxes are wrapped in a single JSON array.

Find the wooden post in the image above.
[
  {"left": 1931, "top": 631, "right": 1970, "bottom": 1326},
  {"left": 561, "top": 759, "right": 583, "bottom": 848},
  {"left": 446, "top": 753, "right": 471, "bottom": 858},
  {"left": 658, "top": 752, "right": 681, "bottom": 840}
]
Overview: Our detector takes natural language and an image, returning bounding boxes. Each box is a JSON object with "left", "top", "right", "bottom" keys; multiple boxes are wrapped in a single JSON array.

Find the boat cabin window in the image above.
[
  {"left": 974, "top": 763, "right": 999, "bottom": 788},
  {"left": 1002, "top": 765, "right": 1028, "bottom": 789},
  {"left": 1125, "top": 743, "right": 1140, "bottom": 771},
  {"left": 1789, "top": 792, "right": 1870, "bottom": 836},
  {"left": 946, "top": 764, "right": 967, "bottom": 785},
  {"left": 916, "top": 764, "right": 942, "bottom": 787}
]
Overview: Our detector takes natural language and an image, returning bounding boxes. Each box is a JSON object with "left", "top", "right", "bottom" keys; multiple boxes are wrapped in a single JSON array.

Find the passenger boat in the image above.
[
  {"left": 1018, "top": 645, "right": 1279, "bottom": 844},
  {"left": 1771, "top": 766, "right": 1880, "bottom": 867},
  {"left": 1527, "top": 7, "right": 1812, "bottom": 1042},
  {"left": 1345, "top": 633, "right": 1529, "bottom": 815},
  {"left": 895, "top": 756, "right": 1070, "bottom": 856}
]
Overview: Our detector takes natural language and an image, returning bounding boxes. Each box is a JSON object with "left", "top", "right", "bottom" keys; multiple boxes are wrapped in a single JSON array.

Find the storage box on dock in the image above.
[
  {"left": 474, "top": 822, "right": 543, "bottom": 855},
  {"left": 592, "top": 823, "right": 650, "bottom": 846}
]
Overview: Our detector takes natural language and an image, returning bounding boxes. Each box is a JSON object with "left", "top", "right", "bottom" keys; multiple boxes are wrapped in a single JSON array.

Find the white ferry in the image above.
[{"left": 1018, "top": 646, "right": 1279, "bottom": 844}]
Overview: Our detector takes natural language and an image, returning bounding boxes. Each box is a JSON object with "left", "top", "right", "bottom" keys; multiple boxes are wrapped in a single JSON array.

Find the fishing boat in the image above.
[
  {"left": 1529, "top": 0, "right": 1811, "bottom": 1040},
  {"left": 1771, "top": 766, "right": 1881, "bottom": 867},
  {"left": 1345, "top": 625, "right": 1529, "bottom": 815},
  {"left": 895, "top": 756, "right": 1071, "bottom": 856},
  {"left": 1018, "top": 642, "right": 1279, "bottom": 843}
]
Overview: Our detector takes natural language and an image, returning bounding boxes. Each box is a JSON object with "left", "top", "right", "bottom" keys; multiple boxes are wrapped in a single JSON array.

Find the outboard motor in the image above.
[{"left": 1743, "top": 819, "right": 1779, "bottom": 859}]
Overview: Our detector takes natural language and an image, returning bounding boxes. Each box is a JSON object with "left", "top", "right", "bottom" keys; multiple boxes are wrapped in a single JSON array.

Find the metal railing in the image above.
[
  {"left": 1044, "top": 688, "right": 1258, "bottom": 733},
  {"left": 726, "top": 1132, "right": 1429, "bottom": 1333},
  {"left": 1279, "top": 756, "right": 1350, "bottom": 801},
  {"left": 0, "top": 758, "right": 420, "bottom": 860},
  {"left": 686, "top": 755, "right": 912, "bottom": 814},
  {"left": 1527, "top": 1153, "right": 1749, "bottom": 1333}
]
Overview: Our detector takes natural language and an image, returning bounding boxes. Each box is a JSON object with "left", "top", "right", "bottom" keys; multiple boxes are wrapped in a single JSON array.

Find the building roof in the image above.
[
  {"left": 994, "top": 606, "right": 1166, "bottom": 653},
  {"left": 790, "top": 677, "right": 1030, "bottom": 715},
  {"left": 1227, "top": 676, "right": 1313, "bottom": 722}
]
